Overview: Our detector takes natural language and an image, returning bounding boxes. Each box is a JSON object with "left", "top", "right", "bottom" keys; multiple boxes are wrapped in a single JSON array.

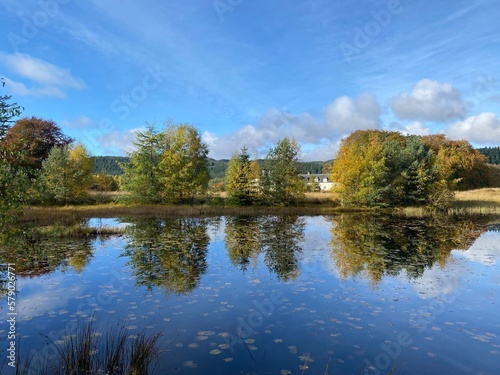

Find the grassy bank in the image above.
[{"left": 16, "top": 189, "right": 500, "bottom": 227}]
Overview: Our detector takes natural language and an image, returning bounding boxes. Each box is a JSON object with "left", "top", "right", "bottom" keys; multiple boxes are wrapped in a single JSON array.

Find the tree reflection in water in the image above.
[
  {"left": 225, "top": 215, "right": 305, "bottom": 281},
  {"left": 0, "top": 225, "right": 95, "bottom": 298},
  {"left": 123, "top": 218, "right": 213, "bottom": 295},
  {"left": 329, "top": 214, "right": 492, "bottom": 287}
]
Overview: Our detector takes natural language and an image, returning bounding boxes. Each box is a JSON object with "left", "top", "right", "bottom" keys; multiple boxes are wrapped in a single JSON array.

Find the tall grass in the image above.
[{"left": 12, "top": 321, "right": 163, "bottom": 375}]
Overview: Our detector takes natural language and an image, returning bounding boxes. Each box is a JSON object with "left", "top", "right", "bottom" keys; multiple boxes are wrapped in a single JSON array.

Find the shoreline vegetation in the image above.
[{"left": 17, "top": 189, "right": 500, "bottom": 232}]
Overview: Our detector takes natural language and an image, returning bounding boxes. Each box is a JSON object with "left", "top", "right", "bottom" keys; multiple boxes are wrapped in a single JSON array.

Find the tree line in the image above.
[
  {"left": 477, "top": 147, "right": 500, "bottom": 165},
  {"left": 121, "top": 124, "right": 306, "bottom": 205},
  {"left": 2, "top": 79, "right": 500, "bottom": 225}
]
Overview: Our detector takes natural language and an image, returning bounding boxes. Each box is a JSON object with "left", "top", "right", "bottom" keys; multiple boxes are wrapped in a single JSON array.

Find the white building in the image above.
[{"left": 299, "top": 173, "right": 334, "bottom": 191}]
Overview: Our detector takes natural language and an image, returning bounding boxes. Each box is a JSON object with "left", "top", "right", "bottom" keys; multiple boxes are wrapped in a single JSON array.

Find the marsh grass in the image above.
[
  {"left": 13, "top": 321, "right": 163, "bottom": 375},
  {"left": 33, "top": 223, "right": 126, "bottom": 238},
  {"left": 17, "top": 188, "right": 500, "bottom": 227},
  {"left": 396, "top": 188, "right": 500, "bottom": 217},
  {"left": 19, "top": 203, "right": 340, "bottom": 226}
]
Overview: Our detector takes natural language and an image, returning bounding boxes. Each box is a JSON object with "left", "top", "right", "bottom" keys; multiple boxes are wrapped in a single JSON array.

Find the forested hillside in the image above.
[
  {"left": 207, "top": 159, "right": 331, "bottom": 178},
  {"left": 478, "top": 147, "right": 500, "bottom": 164},
  {"left": 93, "top": 156, "right": 130, "bottom": 175}
]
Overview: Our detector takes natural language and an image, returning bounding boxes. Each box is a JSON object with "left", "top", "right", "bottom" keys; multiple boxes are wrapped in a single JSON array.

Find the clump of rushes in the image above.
[{"left": 13, "top": 320, "right": 163, "bottom": 375}]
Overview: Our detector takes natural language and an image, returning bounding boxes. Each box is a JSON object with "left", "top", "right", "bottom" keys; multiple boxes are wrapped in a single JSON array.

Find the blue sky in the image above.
[{"left": 1, "top": 0, "right": 499, "bottom": 160}]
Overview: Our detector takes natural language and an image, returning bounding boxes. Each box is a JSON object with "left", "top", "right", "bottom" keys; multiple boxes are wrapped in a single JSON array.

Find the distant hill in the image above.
[
  {"left": 207, "top": 158, "right": 333, "bottom": 179},
  {"left": 92, "top": 156, "right": 130, "bottom": 175},
  {"left": 478, "top": 147, "right": 500, "bottom": 164},
  {"left": 94, "top": 156, "right": 333, "bottom": 179}
]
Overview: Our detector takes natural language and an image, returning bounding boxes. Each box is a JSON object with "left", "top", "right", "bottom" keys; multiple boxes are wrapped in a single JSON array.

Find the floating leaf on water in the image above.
[
  {"left": 198, "top": 331, "right": 216, "bottom": 336},
  {"left": 128, "top": 335, "right": 139, "bottom": 339},
  {"left": 223, "top": 357, "right": 233, "bottom": 362},
  {"left": 274, "top": 339, "right": 283, "bottom": 343},
  {"left": 280, "top": 370, "right": 292, "bottom": 375},
  {"left": 196, "top": 336, "right": 208, "bottom": 341},
  {"left": 219, "top": 332, "right": 231, "bottom": 338},
  {"left": 427, "top": 352, "right": 437, "bottom": 358},
  {"left": 163, "top": 318, "right": 171, "bottom": 322},
  {"left": 248, "top": 345, "right": 258, "bottom": 351},
  {"left": 244, "top": 338, "right": 255, "bottom": 344},
  {"left": 175, "top": 343, "right": 183, "bottom": 348},
  {"left": 298, "top": 353, "right": 314, "bottom": 362},
  {"left": 264, "top": 330, "right": 272, "bottom": 334},
  {"left": 218, "top": 344, "right": 230, "bottom": 350},
  {"left": 188, "top": 343, "right": 199, "bottom": 348},
  {"left": 183, "top": 361, "right": 197, "bottom": 368},
  {"left": 210, "top": 349, "right": 221, "bottom": 355}
]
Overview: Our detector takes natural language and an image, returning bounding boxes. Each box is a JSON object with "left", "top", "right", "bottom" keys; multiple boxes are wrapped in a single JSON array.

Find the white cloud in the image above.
[
  {"left": 388, "top": 120, "right": 433, "bottom": 136},
  {"left": 391, "top": 79, "right": 468, "bottom": 121},
  {"left": 98, "top": 128, "right": 145, "bottom": 155},
  {"left": 300, "top": 140, "right": 340, "bottom": 162},
  {"left": 446, "top": 112, "right": 500, "bottom": 144},
  {"left": 63, "top": 116, "right": 93, "bottom": 129},
  {"left": 205, "top": 95, "right": 380, "bottom": 161},
  {"left": 0, "top": 52, "right": 85, "bottom": 98},
  {"left": 324, "top": 94, "right": 380, "bottom": 134},
  {"left": 2, "top": 77, "right": 65, "bottom": 98},
  {"left": 204, "top": 108, "right": 325, "bottom": 160}
]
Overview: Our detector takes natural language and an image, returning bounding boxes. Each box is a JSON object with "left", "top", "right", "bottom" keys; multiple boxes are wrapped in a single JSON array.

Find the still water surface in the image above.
[{"left": 1, "top": 215, "right": 499, "bottom": 374}]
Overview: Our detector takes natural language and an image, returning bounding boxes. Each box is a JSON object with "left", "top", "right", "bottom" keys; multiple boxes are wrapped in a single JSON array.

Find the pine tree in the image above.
[
  {"left": 263, "top": 138, "right": 305, "bottom": 206},
  {"left": 226, "top": 147, "right": 262, "bottom": 205},
  {"left": 0, "top": 78, "right": 23, "bottom": 140},
  {"left": 159, "top": 123, "right": 210, "bottom": 203},
  {"left": 121, "top": 125, "right": 164, "bottom": 203}
]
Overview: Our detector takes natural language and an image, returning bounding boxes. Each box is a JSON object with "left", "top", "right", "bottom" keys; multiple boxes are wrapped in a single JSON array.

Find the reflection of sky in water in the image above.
[
  {"left": 4, "top": 217, "right": 500, "bottom": 374},
  {"left": 87, "top": 217, "right": 131, "bottom": 228}
]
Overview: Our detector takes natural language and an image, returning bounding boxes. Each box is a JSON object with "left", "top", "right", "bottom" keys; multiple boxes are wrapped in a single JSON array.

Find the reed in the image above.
[
  {"left": 13, "top": 321, "right": 163, "bottom": 375},
  {"left": 34, "top": 223, "right": 126, "bottom": 238}
]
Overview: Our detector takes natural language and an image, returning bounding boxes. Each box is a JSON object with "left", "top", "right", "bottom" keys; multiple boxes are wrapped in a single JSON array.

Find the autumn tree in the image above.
[
  {"left": 3, "top": 116, "right": 73, "bottom": 169},
  {"left": 159, "top": 123, "right": 209, "bottom": 203},
  {"left": 0, "top": 78, "right": 23, "bottom": 140},
  {"left": 263, "top": 138, "right": 305, "bottom": 206},
  {"left": 92, "top": 174, "right": 120, "bottom": 191},
  {"left": 121, "top": 125, "right": 164, "bottom": 203},
  {"left": 331, "top": 130, "right": 447, "bottom": 208},
  {"left": 225, "top": 147, "right": 262, "bottom": 205},
  {"left": 330, "top": 130, "right": 388, "bottom": 207},
  {"left": 40, "top": 144, "right": 94, "bottom": 204},
  {"left": 421, "top": 134, "right": 489, "bottom": 190},
  {"left": 121, "top": 122, "right": 209, "bottom": 204}
]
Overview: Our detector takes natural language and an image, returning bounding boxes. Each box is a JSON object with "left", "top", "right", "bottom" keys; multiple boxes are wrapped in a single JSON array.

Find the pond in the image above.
[{"left": 1, "top": 214, "right": 500, "bottom": 374}]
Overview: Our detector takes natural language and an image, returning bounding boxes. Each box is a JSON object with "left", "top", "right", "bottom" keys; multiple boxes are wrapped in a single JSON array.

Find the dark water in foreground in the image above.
[{"left": 1, "top": 215, "right": 499, "bottom": 374}]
